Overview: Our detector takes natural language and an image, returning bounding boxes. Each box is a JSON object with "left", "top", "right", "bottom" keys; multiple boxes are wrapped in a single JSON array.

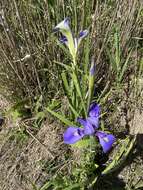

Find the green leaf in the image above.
[
  {"left": 61, "top": 72, "right": 70, "bottom": 97},
  {"left": 54, "top": 60, "right": 72, "bottom": 71},
  {"left": 34, "top": 95, "right": 42, "bottom": 113},
  {"left": 106, "top": 47, "right": 116, "bottom": 71},
  {"left": 61, "top": 72, "right": 79, "bottom": 118},
  {"left": 119, "top": 49, "right": 132, "bottom": 82},
  {"left": 138, "top": 57, "right": 143, "bottom": 77},
  {"left": 72, "top": 138, "right": 91, "bottom": 148},
  {"left": 39, "top": 181, "right": 52, "bottom": 190},
  {"left": 71, "top": 71, "right": 87, "bottom": 117},
  {"left": 64, "top": 183, "right": 81, "bottom": 190},
  {"left": 46, "top": 107, "right": 74, "bottom": 126},
  {"left": 87, "top": 59, "right": 96, "bottom": 111},
  {"left": 102, "top": 136, "right": 136, "bottom": 175},
  {"left": 82, "top": 36, "right": 90, "bottom": 98},
  {"left": 48, "top": 99, "right": 61, "bottom": 110},
  {"left": 69, "top": 103, "right": 79, "bottom": 118},
  {"left": 114, "top": 28, "right": 121, "bottom": 74},
  {"left": 48, "top": 0, "right": 56, "bottom": 6}
]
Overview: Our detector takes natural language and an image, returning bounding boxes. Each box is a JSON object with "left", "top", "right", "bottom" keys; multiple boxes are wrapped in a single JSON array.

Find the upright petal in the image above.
[
  {"left": 53, "top": 17, "right": 70, "bottom": 32},
  {"left": 89, "top": 103, "right": 100, "bottom": 118},
  {"left": 77, "top": 30, "right": 88, "bottom": 47},
  {"left": 87, "top": 116, "right": 99, "bottom": 129},
  {"left": 77, "top": 118, "right": 95, "bottom": 135},
  {"left": 63, "top": 127, "right": 84, "bottom": 144},
  {"left": 96, "top": 131, "right": 116, "bottom": 153},
  {"left": 79, "top": 30, "right": 88, "bottom": 39}
]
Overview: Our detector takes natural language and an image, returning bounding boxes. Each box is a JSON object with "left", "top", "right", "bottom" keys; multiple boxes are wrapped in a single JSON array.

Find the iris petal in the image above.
[
  {"left": 79, "top": 30, "right": 88, "bottom": 39},
  {"left": 53, "top": 17, "right": 70, "bottom": 32},
  {"left": 63, "top": 127, "right": 84, "bottom": 144},
  {"left": 77, "top": 30, "right": 88, "bottom": 47},
  {"left": 60, "top": 35, "right": 68, "bottom": 44},
  {"left": 87, "top": 116, "right": 99, "bottom": 129},
  {"left": 64, "top": 17, "right": 70, "bottom": 25},
  {"left": 77, "top": 118, "right": 95, "bottom": 135},
  {"left": 89, "top": 103, "right": 100, "bottom": 118},
  {"left": 96, "top": 131, "right": 116, "bottom": 153}
]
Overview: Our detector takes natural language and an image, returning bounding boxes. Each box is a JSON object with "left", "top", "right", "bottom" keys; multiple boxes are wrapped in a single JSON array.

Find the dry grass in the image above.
[{"left": 0, "top": 116, "right": 67, "bottom": 190}]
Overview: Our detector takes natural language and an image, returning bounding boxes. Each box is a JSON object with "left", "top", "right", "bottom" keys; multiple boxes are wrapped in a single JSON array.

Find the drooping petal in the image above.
[
  {"left": 96, "top": 131, "right": 116, "bottom": 153},
  {"left": 87, "top": 116, "right": 99, "bottom": 129},
  {"left": 89, "top": 103, "right": 100, "bottom": 118},
  {"left": 63, "top": 127, "right": 84, "bottom": 144},
  {"left": 53, "top": 17, "right": 70, "bottom": 33},
  {"left": 60, "top": 35, "right": 68, "bottom": 45},
  {"left": 77, "top": 118, "right": 95, "bottom": 135}
]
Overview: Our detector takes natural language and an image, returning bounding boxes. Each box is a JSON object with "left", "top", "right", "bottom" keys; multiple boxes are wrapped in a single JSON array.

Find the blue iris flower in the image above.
[{"left": 63, "top": 103, "right": 115, "bottom": 153}]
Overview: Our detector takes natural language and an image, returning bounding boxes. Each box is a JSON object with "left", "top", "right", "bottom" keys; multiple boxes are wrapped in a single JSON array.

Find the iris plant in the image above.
[
  {"left": 53, "top": 18, "right": 115, "bottom": 153},
  {"left": 63, "top": 103, "right": 115, "bottom": 153},
  {"left": 53, "top": 17, "right": 88, "bottom": 62}
]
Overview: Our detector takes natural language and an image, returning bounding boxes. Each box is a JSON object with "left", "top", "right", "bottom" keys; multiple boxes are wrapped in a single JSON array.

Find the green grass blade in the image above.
[
  {"left": 138, "top": 57, "right": 143, "bottom": 77},
  {"left": 87, "top": 59, "right": 96, "bottom": 111},
  {"left": 61, "top": 72, "right": 70, "bottom": 97},
  {"left": 69, "top": 103, "right": 79, "bottom": 118},
  {"left": 82, "top": 36, "right": 90, "bottom": 99},
  {"left": 119, "top": 49, "right": 132, "bottom": 82},
  {"left": 53, "top": 60, "right": 72, "bottom": 71},
  {"left": 39, "top": 181, "right": 52, "bottom": 190},
  {"left": 114, "top": 28, "right": 121, "bottom": 75},
  {"left": 46, "top": 107, "right": 74, "bottom": 126},
  {"left": 106, "top": 47, "right": 116, "bottom": 71},
  {"left": 102, "top": 136, "right": 136, "bottom": 175},
  {"left": 71, "top": 71, "right": 87, "bottom": 117}
]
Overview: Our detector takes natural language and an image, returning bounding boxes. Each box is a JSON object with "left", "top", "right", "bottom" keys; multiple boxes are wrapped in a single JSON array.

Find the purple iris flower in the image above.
[
  {"left": 78, "top": 30, "right": 88, "bottom": 45},
  {"left": 53, "top": 18, "right": 89, "bottom": 55},
  {"left": 79, "top": 30, "right": 88, "bottom": 38},
  {"left": 53, "top": 17, "right": 70, "bottom": 33},
  {"left": 96, "top": 131, "right": 116, "bottom": 153},
  {"left": 63, "top": 103, "right": 116, "bottom": 153},
  {"left": 58, "top": 30, "right": 89, "bottom": 49},
  {"left": 77, "top": 118, "right": 95, "bottom": 135},
  {"left": 60, "top": 35, "right": 68, "bottom": 45},
  {"left": 87, "top": 103, "right": 100, "bottom": 128},
  {"left": 63, "top": 127, "right": 84, "bottom": 144}
]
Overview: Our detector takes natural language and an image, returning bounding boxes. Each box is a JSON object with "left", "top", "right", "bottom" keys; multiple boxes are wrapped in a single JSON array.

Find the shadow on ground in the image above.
[{"left": 94, "top": 134, "right": 143, "bottom": 190}]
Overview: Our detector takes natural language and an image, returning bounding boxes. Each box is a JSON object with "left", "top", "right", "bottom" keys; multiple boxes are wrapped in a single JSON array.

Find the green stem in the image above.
[{"left": 72, "top": 57, "right": 87, "bottom": 117}]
